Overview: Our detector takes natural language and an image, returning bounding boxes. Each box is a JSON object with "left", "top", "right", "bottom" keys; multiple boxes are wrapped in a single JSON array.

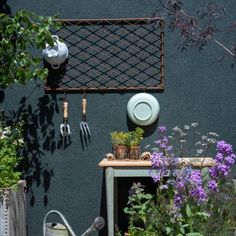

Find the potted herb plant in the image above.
[
  {"left": 128, "top": 127, "right": 144, "bottom": 160},
  {"left": 111, "top": 131, "right": 129, "bottom": 159},
  {"left": 110, "top": 128, "right": 144, "bottom": 160},
  {"left": 0, "top": 9, "right": 58, "bottom": 236}
]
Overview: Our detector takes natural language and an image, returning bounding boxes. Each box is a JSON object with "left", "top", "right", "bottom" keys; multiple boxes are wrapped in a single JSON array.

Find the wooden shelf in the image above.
[{"left": 98, "top": 157, "right": 215, "bottom": 167}]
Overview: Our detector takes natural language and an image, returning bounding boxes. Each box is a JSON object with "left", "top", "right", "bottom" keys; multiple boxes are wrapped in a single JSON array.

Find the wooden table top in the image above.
[{"left": 98, "top": 157, "right": 215, "bottom": 167}]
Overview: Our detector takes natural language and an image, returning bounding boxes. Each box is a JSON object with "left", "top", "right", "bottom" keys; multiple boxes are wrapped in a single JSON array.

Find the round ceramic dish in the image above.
[{"left": 127, "top": 93, "right": 160, "bottom": 126}]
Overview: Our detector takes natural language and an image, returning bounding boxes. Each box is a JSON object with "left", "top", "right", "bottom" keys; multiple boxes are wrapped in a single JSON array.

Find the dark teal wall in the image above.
[{"left": 2, "top": 0, "right": 236, "bottom": 235}]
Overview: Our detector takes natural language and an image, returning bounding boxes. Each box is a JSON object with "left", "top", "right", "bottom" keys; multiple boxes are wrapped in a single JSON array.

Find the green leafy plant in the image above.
[
  {"left": 0, "top": 118, "right": 24, "bottom": 188},
  {"left": 0, "top": 10, "right": 59, "bottom": 188},
  {"left": 111, "top": 128, "right": 144, "bottom": 147},
  {"left": 111, "top": 131, "right": 130, "bottom": 146},
  {"left": 124, "top": 182, "right": 155, "bottom": 235},
  {"left": 128, "top": 127, "right": 144, "bottom": 147},
  {"left": 0, "top": 10, "right": 59, "bottom": 88}
]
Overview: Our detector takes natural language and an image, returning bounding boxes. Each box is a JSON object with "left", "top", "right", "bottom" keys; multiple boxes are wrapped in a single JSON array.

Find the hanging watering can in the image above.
[
  {"left": 43, "top": 210, "right": 76, "bottom": 236},
  {"left": 42, "top": 35, "right": 68, "bottom": 69}
]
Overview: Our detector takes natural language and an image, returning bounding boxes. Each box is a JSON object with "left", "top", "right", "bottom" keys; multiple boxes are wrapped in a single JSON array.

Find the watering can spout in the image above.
[{"left": 80, "top": 217, "right": 105, "bottom": 236}]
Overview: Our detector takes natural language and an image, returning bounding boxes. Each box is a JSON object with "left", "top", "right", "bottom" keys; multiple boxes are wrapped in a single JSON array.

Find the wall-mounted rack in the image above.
[{"left": 44, "top": 17, "right": 165, "bottom": 93}]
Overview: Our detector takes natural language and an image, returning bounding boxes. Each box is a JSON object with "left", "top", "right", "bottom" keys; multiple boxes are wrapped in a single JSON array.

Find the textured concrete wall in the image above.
[{"left": 1, "top": 0, "right": 236, "bottom": 235}]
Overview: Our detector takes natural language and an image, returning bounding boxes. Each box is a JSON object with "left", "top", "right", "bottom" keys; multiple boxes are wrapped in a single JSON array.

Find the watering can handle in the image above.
[{"left": 43, "top": 210, "right": 76, "bottom": 236}]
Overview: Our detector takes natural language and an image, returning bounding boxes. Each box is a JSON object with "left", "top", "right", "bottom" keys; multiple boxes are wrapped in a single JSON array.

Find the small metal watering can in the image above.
[{"left": 43, "top": 210, "right": 76, "bottom": 236}]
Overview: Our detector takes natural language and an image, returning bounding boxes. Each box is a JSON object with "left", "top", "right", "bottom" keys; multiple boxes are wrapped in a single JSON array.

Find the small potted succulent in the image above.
[
  {"left": 128, "top": 127, "right": 144, "bottom": 160},
  {"left": 110, "top": 131, "right": 129, "bottom": 159}
]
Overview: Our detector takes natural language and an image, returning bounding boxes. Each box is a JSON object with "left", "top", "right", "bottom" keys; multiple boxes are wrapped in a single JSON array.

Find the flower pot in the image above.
[
  {"left": 113, "top": 145, "right": 128, "bottom": 159},
  {"left": 129, "top": 146, "right": 141, "bottom": 160},
  {"left": 0, "top": 180, "right": 26, "bottom": 236}
]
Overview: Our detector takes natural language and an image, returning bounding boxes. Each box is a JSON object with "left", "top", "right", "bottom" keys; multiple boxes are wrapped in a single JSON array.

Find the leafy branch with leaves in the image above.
[
  {"left": 0, "top": 118, "right": 24, "bottom": 188},
  {"left": 156, "top": 0, "right": 236, "bottom": 66},
  {"left": 0, "top": 9, "right": 58, "bottom": 189},
  {"left": 0, "top": 10, "right": 59, "bottom": 88}
]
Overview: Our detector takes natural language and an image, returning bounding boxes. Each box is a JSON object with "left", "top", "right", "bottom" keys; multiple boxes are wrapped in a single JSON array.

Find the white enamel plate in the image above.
[{"left": 127, "top": 93, "right": 160, "bottom": 126}]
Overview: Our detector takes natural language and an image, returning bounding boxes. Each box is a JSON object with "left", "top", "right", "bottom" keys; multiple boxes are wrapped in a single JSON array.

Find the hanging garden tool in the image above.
[
  {"left": 80, "top": 94, "right": 91, "bottom": 143},
  {"left": 60, "top": 93, "right": 71, "bottom": 149}
]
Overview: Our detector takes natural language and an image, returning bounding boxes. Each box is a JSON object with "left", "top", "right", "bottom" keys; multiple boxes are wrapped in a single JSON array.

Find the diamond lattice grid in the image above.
[{"left": 45, "top": 18, "right": 164, "bottom": 92}]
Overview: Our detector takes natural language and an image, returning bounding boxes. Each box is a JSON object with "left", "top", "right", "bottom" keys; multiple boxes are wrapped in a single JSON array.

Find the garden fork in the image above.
[
  {"left": 60, "top": 95, "right": 71, "bottom": 149},
  {"left": 80, "top": 94, "right": 91, "bottom": 139}
]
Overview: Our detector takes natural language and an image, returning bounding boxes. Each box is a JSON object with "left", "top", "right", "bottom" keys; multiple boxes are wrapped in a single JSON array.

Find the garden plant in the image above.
[
  {"left": 111, "top": 127, "right": 144, "bottom": 159},
  {"left": 0, "top": 117, "right": 24, "bottom": 188},
  {"left": 124, "top": 124, "right": 236, "bottom": 236},
  {"left": 156, "top": 0, "right": 236, "bottom": 67},
  {"left": 0, "top": 9, "right": 58, "bottom": 189}
]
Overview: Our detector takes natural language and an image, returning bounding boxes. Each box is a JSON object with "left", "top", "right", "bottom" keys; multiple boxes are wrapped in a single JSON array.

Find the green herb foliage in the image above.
[
  {"left": 111, "top": 131, "right": 130, "bottom": 146},
  {"left": 110, "top": 127, "right": 144, "bottom": 147},
  {"left": 128, "top": 127, "right": 144, "bottom": 147}
]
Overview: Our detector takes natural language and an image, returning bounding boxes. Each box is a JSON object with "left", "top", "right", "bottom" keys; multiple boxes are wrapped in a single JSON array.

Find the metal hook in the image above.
[
  {"left": 63, "top": 90, "right": 67, "bottom": 102},
  {"left": 82, "top": 90, "right": 86, "bottom": 99}
]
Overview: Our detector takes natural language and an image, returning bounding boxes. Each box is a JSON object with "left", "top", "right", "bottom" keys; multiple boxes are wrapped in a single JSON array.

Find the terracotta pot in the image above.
[
  {"left": 113, "top": 145, "right": 128, "bottom": 159},
  {"left": 129, "top": 146, "right": 141, "bottom": 160}
]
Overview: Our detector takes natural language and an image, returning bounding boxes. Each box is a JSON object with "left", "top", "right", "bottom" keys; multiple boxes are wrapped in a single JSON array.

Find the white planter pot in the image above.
[{"left": 0, "top": 180, "right": 26, "bottom": 236}]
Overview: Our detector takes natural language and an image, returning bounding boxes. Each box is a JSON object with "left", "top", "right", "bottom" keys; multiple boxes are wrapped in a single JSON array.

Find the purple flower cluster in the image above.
[
  {"left": 208, "top": 141, "right": 236, "bottom": 189},
  {"left": 151, "top": 127, "right": 236, "bottom": 210},
  {"left": 150, "top": 126, "right": 179, "bottom": 183},
  {"left": 208, "top": 179, "right": 218, "bottom": 192},
  {"left": 188, "top": 170, "right": 207, "bottom": 202},
  {"left": 174, "top": 167, "right": 207, "bottom": 205},
  {"left": 149, "top": 125, "right": 236, "bottom": 230}
]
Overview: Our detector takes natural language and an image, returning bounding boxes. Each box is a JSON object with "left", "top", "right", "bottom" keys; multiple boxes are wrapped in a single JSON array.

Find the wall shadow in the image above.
[
  {"left": 126, "top": 113, "right": 159, "bottom": 137},
  {"left": 0, "top": 0, "right": 11, "bottom": 14},
  {"left": 7, "top": 92, "right": 61, "bottom": 207}
]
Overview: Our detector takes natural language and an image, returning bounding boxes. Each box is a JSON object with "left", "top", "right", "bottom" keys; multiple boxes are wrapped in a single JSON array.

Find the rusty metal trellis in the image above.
[{"left": 44, "top": 17, "right": 165, "bottom": 93}]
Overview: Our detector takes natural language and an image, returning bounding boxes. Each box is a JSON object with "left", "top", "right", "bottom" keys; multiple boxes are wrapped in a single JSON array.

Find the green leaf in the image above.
[
  {"left": 180, "top": 225, "right": 185, "bottom": 234},
  {"left": 196, "top": 211, "right": 210, "bottom": 219},
  {"left": 186, "top": 233, "right": 204, "bottom": 236},
  {"left": 186, "top": 204, "right": 192, "bottom": 217},
  {"left": 166, "top": 227, "right": 172, "bottom": 234}
]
